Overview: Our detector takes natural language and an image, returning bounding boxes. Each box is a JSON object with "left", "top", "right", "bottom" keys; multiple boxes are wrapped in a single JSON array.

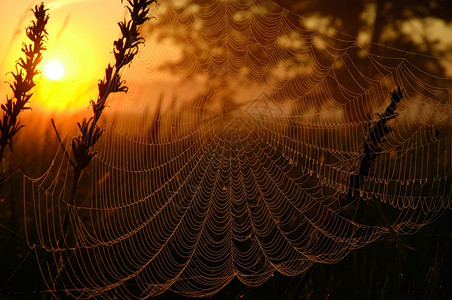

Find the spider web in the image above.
[{"left": 23, "top": 0, "right": 452, "bottom": 298}]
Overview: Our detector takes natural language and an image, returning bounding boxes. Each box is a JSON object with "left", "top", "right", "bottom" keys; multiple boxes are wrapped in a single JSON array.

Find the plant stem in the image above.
[
  {"left": 345, "top": 85, "right": 403, "bottom": 202},
  {"left": 57, "top": 167, "right": 81, "bottom": 249},
  {"left": 49, "top": 1, "right": 156, "bottom": 295},
  {"left": 0, "top": 3, "right": 48, "bottom": 186}
]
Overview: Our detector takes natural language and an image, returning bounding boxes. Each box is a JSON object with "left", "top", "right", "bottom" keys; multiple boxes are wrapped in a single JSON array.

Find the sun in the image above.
[{"left": 44, "top": 60, "right": 65, "bottom": 80}]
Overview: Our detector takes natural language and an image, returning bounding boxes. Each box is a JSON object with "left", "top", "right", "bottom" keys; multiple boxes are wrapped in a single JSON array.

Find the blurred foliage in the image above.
[
  {"left": 281, "top": 0, "right": 452, "bottom": 79},
  {"left": 150, "top": 0, "right": 452, "bottom": 83}
]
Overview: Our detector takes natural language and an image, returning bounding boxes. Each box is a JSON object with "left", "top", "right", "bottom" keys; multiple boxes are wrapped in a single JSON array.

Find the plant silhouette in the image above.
[
  {"left": 0, "top": 3, "right": 48, "bottom": 186},
  {"left": 49, "top": 0, "right": 157, "bottom": 296}
]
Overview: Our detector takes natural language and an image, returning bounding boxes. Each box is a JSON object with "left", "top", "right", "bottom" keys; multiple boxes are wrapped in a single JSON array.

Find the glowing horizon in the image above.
[{"left": 0, "top": 0, "right": 125, "bottom": 112}]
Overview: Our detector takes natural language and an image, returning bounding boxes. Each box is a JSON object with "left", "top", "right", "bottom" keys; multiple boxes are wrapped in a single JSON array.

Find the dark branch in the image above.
[{"left": 346, "top": 85, "right": 404, "bottom": 202}]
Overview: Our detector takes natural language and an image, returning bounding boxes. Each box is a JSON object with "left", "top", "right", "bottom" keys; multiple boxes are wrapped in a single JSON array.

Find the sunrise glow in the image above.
[{"left": 0, "top": 0, "right": 125, "bottom": 112}]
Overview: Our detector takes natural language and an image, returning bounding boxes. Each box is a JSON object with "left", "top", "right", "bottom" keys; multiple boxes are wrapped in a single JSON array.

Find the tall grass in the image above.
[
  {"left": 0, "top": 4, "right": 48, "bottom": 297},
  {"left": 0, "top": 3, "right": 49, "bottom": 186},
  {"left": 50, "top": 1, "right": 157, "bottom": 295},
  {"left": 53, "top": 0, "right": 156, "bottom": 247}
]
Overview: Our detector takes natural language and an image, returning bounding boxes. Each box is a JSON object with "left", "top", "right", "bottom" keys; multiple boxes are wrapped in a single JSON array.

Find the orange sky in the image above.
[
  {"left": 1, "top": 0, "right": 451, "bottom": 115},
  {"left": 0, "top": 0, "right": 127, "bottom": 112}
]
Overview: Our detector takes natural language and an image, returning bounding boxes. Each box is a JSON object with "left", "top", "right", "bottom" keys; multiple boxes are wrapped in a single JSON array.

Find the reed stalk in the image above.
[
  {"left": 0, "top": 3, "right": 49, "bottom": 186},
  {"left": 50, "top": 0, "right": 156, "bottom": 294}
]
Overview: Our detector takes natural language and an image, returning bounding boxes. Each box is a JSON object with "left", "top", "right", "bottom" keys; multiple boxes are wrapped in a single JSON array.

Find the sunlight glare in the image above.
[{"left": 44, "top": 60, "right": 65, "bottom": 80}]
